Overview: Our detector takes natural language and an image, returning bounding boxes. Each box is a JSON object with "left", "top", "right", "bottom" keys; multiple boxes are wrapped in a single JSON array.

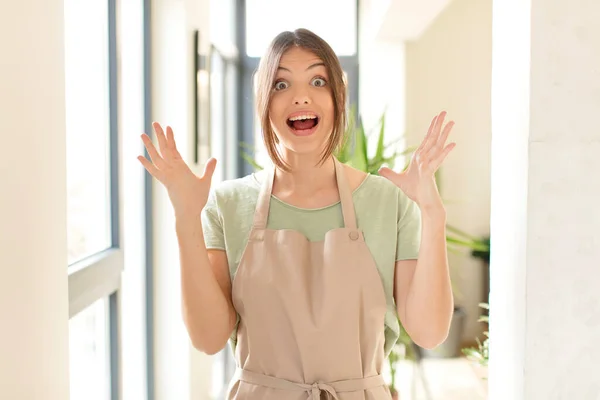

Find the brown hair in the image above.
[{"left": 254, "top": 28, "right": 347, "bottom": 171}]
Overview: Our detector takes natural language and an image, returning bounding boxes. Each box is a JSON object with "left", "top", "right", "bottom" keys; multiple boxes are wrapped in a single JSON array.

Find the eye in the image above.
[
  {"left": 274, "top": 80, "right": 289, "bottom": 91},
  {"left": 311, "top": 77, "right": 327, "bottom": 87}
]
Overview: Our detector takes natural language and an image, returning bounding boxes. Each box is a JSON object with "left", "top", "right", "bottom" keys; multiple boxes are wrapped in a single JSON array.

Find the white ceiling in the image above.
[{"left": 372, "top": 0, "right": 454, "bottom": 41}]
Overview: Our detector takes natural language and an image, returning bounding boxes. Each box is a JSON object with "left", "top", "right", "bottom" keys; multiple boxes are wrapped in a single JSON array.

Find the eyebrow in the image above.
[{"left": 277, "top": 62, "right": 326, "bottom": 72}]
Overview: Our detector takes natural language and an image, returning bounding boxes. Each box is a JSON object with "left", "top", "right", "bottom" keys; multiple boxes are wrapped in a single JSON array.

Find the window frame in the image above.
[
  {"left": 66, "top": 0, "right": 122, "bottom": 399},
  {"left": 209, "top": 43, "right": 242, "bottom": 181}
]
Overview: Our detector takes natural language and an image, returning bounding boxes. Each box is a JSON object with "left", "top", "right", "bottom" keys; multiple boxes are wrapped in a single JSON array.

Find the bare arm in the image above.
[
  {"left": 382, "top": 111, "right": 456, "bottom": 349},
  {"left": 137, "top": 123, "right": 235, "bottom": 355},
  {"left": 393, "top": 207, "right": 454, "bottom": 349},
  {"left": 176, "top": 217, "right": 236, "bottom": 355}
]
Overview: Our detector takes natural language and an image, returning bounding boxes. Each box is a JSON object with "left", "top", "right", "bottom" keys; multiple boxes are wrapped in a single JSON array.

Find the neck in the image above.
[{"left": 273, "top": 152, "right": 336, "bottom": 196}]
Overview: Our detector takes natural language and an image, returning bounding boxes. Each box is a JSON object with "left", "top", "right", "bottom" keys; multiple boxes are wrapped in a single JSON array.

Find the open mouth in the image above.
[{"left": 286, "top": 115, "right": 320, "bottom": 133}]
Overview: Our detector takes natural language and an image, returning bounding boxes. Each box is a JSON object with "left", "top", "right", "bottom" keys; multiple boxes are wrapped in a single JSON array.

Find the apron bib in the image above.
[{"left": 228, "top": 157, "right": 392, "bottom": 400}]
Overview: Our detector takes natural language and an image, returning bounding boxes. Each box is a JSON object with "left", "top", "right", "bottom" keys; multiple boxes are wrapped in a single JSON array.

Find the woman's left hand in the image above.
[{"left": 379, "top": 111, "right": 455, "bottom": 211}]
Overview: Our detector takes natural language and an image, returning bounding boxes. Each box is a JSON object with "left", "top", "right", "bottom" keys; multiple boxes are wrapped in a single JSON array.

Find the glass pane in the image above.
[
  {"left": 245, "top": 0, "right": 357, "bottom": 57},
  {"left": 251, "top": 73, "right": 271, "bottom": 170},
  {"left": 210, "top": 0, "right": 236, "bottom": 49},
  {"left": 210, "top": 51, "right": 226, "bottom": 184},
  {"left": 64, "top": 0, "right": 112, "bottom": 265},
  {"left": 69, "top": 298, "right": 111, "bottom": 400},
  {"left": 225, "top": 61, "right": 239, "bottom": 178}
]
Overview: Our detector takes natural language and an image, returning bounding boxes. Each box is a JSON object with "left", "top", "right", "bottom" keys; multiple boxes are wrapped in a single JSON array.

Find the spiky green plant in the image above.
[{"left": 462, "top": 303, "right": 489, "bottom": 369}]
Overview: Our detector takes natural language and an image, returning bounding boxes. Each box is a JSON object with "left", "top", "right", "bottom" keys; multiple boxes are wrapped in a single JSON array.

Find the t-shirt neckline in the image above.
[{"left": 251, "top": 170, "right": 371, "bottom": 212}]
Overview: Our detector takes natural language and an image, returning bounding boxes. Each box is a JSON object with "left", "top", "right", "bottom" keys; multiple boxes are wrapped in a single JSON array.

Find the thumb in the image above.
[
  {"left": 378, "top": 167, "right": 400, "bottom": 184},
  {"left": 201, "top": 157, "right": 217, "bottom": 181}
]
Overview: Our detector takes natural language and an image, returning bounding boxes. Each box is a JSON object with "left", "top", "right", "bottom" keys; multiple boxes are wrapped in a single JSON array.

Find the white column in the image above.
[
  {"left": 0, "top": 1, "right": 70, "bottom": 399},
  {"left": 150, "top": 0, "right": 214, "bottom": 397},
  {"left": 490, "top": 0, "right": 600, "bottom": 398}
]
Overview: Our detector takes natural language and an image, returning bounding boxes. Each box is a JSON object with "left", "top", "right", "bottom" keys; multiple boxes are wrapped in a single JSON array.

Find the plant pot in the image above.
[
  {"left": 389, "top": 388, "right": 399, "bottom": 400},
  {"left": 420, "top": 306, "right": 466, "bottom": 358}
]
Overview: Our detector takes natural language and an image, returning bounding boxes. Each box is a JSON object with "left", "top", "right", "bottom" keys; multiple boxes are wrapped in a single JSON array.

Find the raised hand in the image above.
[
  {"left": 379, "top": 111, "right": 455, "bottom": 210},
  {"left": 138, "top": 122, "right": 217, "bottom": 218}
]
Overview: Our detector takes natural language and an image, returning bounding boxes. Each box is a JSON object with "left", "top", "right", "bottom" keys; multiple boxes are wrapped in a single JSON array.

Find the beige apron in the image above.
[{"left": 228, "top": 157, "right": 392, "bottom": 400}]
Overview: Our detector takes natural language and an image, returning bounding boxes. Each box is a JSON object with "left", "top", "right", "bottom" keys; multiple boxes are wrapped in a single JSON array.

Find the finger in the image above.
[
  {"left": 378, "top": 167, "right": 402, "bottom": 186},
  {"left": 137, "top": 155, "right": 163, "bottom": 181},
  {"left": 153, "top": 122, "right": 170, "bottom": 158},
  {"left": 424, "top": 120, "right": 455, "bottom": 160},
  {"left": 141, "top": 133, "right": 167, "bottom": 169},
  {"left": 201, "top": 158, "right": 217, "bottom": 181},
  {"left": 431, "top": 142, "right": 456, "bottom": 171},
  {"left": 416, "top": 115, "right": 438, "bottom": 153},
  {"left": 166, "top": 126, "right": 177, "bottom": 150},
  {"left": 418, "top": 111, "right": 446, "bottom": 155},
  {"left": 439, "top": 120, "right": 454, "bottom": 146},
  {"left": 434, "top": 111, "right": 447, "bottom": 135},
  {"left": 165, "top": 126, "right": 184, "bottom": 160}
]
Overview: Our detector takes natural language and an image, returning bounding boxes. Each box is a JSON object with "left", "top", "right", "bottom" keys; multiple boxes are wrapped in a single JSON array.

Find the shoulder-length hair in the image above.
[{"left": 254, "top": 28, "right": 347, "bottom": 171}]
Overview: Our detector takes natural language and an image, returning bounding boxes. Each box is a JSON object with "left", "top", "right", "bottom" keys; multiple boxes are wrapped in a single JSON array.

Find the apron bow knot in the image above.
[
  {"left": 236, "top": 368, "right": 385, "bottom": 399},
  {"left": 309, "top": 382, "right": 340, "bottom": 400}
]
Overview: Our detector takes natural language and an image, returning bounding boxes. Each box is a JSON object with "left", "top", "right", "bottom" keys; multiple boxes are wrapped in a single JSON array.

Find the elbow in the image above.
[
  {"left": 414, "top": 332, "right": 448, "bottom": 350},
  {"left": 409, "top": 320, "right": 452, "bottom": 350},
  {"left": 183, "top": 315, "right": 229, "bottom": 356},
  {"left": 188, "top": 328, "right": 228, "bottom": 355},
  {"left": 191, "top": 337, "right": 226, "bottom": 355}
]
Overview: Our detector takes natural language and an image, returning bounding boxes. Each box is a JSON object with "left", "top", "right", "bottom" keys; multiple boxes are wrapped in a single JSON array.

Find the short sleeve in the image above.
[
  {"left": 201, "top": 190, "right": 226, "bottom": 250},
  {"left": 395, "top": 189, "right": 421, "bottom": 261}
]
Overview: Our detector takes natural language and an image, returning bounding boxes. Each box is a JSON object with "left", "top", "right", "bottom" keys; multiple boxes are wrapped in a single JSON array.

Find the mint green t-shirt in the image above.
[{"left": 201, "top": 169, "right": 422, "bottom": 357}]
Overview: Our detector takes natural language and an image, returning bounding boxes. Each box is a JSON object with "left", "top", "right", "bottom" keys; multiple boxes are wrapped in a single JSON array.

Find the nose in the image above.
[
  {"left": 292, "top": 89, "right": 311, "bottom": 105},
  {"left": 294, "top": 96, "right": 310, "bottom": 105}
]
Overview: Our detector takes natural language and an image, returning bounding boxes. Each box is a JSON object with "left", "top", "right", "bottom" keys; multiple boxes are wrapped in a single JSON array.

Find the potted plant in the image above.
[
  {"left": 462, "top": 302, "right": 489, "bottom": 384},
  {"left": 387, "top": 318, "right": 425, "bottom": 398},
  {"left": 419, "top": 229, "right": 489, "bottom": 359},
  {"left": 471, "top": 235, "right": 490, "bottom": 312}
]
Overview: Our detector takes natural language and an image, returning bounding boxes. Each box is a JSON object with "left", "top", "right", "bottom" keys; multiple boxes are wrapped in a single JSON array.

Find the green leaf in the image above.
[
  {"left": 348, "top": 118, "right": 368, "bottom": 171},
  {"left": 446, "top": 224, "right": 484, "bottom": 242},
  {"left": 338, "top": 106, "right": 357, "bottom": 163},
  {"left": 241, "top": 151, "right": 263, "bottom": 171},
  {"left": 239, "top": 141, "right": 256, "bottom": 152},
  {"left": 374, "top": 112, "right": 386, "bottom": 161},
  {"left": 445, "top": 234, "right": 490, "bottom": 252}
]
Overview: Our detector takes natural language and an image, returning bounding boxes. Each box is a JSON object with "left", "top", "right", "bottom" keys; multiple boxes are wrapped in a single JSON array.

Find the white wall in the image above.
[
  {"left": 0, "top": 0, "right": 70, "bottom": 398},
  {"left": 149, "top": 0, "right": 214, "bottom": 398},
  {"left": 490, "top": 0, "right": 600, "bottom": 398},
  {"left": 405, "top": 0, "right": 492, "bottom": 343}
]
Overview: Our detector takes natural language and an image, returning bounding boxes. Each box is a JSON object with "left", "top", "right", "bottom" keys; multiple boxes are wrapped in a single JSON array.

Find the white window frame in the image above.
[{"left": 67, "top": 0, "right": 123, "bottom": 398}]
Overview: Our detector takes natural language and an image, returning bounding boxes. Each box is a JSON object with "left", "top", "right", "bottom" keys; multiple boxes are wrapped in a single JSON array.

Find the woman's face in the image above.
[{"left": 268, "top": 47, "right": 335, "bottom": 158}]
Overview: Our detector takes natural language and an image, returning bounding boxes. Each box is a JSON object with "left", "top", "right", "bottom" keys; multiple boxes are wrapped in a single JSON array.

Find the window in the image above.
[
  {"left": 245, "top": 0, "right": 357, "bottom": 57},
  {"left": 210, "top": 44, "right": 241, "bottom": 182},
  {"left": 65, "top": 0, "right": 112, "bottom": 267},
  {"left": 64, "top": 1, "right": 122, "bottom": 399},
  {"left": 69, "top": 298, "right": 112, "bottom": 400},
  {"left": 209, "top": 0, "right": 240, "bottom": 181}
]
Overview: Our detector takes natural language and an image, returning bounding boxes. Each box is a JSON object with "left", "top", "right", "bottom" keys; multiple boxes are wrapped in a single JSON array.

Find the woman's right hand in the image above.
[{"left": 138, "top": 122, "right": 217, "bottom": 218}]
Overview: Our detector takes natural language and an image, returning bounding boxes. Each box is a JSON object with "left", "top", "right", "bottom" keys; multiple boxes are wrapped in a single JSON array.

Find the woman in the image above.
[{"left": 139, "top": 28, "right": 455, "bottom": 400}]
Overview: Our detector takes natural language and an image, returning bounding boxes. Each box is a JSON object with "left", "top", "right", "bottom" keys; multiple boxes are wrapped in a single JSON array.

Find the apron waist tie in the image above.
[{"left": 236, "top": 368, "right": 386, "bottom": 400}]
